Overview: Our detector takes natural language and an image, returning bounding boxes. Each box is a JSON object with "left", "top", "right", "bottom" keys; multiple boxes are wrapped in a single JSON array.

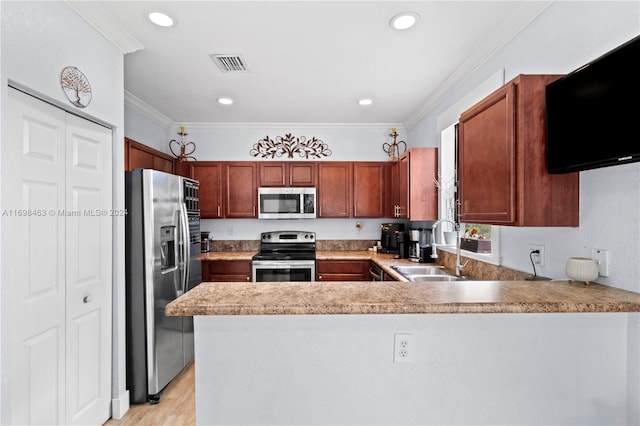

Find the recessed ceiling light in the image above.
[
  {"left": 147, "top": 11, "right": 175, "bottom": 27},
  {"left": 217, "top": 97, "right": 233, "bottom": 105},
  {"left": 389, "top": 12, "right": 419, "bottom": 30},
  {"left": 358, "top": 98, "right": 373, "bottom": 106}
]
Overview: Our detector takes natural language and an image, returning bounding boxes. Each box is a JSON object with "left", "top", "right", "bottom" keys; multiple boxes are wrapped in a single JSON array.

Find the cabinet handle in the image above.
[
  {"left": 318, "top": 275, "right": 322, "bottom": 281},
  {"left": 83, "top": 295, "right": 91, "bottom": 304},
  {"left": 217, "top": 206, "right": 220, "bottom": 217}
]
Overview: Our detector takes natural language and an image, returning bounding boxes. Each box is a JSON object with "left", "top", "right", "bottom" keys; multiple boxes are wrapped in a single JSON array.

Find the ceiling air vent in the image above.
[{"left": 211, "top": 54, "right": 247, "bottom": 73}]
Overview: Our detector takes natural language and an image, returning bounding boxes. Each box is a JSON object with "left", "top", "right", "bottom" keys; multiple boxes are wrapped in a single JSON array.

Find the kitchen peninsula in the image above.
[{"left": 167, "top": 256, "right": 640, "bottom": 425}]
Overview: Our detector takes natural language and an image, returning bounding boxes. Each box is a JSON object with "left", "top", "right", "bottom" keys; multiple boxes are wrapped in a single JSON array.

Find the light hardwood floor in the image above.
[{"left": 105, "top": 361, "right": 195, "bottom": 426}]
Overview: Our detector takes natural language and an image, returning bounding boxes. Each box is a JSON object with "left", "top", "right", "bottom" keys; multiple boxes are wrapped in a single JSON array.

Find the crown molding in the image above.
[
  {"left": 65, "top": 1, "right": 144, "bottom": 54},
  {"left": 124, "top": 91, "right": 174, "bottom": 129},
  {"left": 179, "top": 122, "right": 406, "bottom": 132}
]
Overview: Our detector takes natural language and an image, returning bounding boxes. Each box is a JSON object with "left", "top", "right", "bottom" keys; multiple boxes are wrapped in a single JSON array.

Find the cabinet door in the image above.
[
  {"left": 125, "top": 138, "right": 175, "bottom": 173},
  {"left": 458, "top": 75, "right": 577, "bottom": 227},
  {"left": 257, "top": 162, "right": 316, "bottom": 187},
  {"left": 353, "top": 162, "right": 385, "bottom": 218},
  {"left": 459, "top": 83, "right": 516, "bottom": 224},
  {"left": 225, "top": 163, "right": 257, "bottom": 218},
  {"left": 258, "top": 163, "right": 287, "bottom": 187},
  {"left": 406, "top": 148, "right": 438, "bottom": 221},
  {"left": 203, "top": 260, "right": 252, "bottom": 282},
  {"left": 192, "top": 162, "right": 223, "bottom": 218},
  {"left": 317, "top": 163, "right": 352, "bottom": 218},
  {"left": 397, "top": 154, "right": 409, "bottom": 219},
  {"left": 316, "top": 260, "right": 370, "bottom": 281},
  {"left": 153, "top": 156, "right": 174, "bottom": 174},
  {"left": 289, "top": 163, "right": 316, "bottom": 186}
]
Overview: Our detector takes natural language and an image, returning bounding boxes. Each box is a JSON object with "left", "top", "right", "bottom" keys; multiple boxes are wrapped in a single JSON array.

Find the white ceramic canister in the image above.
[{"left": 565, "top": 257, "right": 599, "bottom": 284}]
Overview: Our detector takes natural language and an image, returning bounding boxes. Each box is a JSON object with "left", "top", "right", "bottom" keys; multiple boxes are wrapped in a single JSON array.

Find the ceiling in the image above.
[{"left": 77, "top": 1, "right": 552, "bottom": 127}]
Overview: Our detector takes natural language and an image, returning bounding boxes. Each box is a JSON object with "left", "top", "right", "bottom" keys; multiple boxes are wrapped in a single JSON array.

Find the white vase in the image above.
[
  {"left": 443, "top": 231, "right": 457, "bottom": 246},
  {"left": 565, "top": 257, "right": 599, "bottom": 284}
]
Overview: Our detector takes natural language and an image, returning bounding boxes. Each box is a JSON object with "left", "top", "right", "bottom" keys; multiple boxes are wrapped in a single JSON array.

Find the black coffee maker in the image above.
[
  {"left": 396, "top": 230, "right": 409, "bottom": 259},
  {"left": 380, "top": 223, "right": 405, "bottom": 254},
  {"left": 409, "top": 228, "right": 435, "bottom": 263}
]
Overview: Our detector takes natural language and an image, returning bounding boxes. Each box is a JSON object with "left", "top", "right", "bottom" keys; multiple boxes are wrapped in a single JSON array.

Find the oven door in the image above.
[{"left": 252, "top": 260, "right": 315, "bottom": 282}]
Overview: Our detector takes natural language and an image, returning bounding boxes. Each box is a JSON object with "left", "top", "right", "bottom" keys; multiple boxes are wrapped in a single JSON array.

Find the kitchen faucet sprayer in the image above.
[{"left": 431, "top": 219, "right": 468, "bottom": 276}]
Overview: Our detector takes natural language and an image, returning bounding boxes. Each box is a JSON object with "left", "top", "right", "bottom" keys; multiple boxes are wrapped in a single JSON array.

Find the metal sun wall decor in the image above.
[
  {"left": 169, "top": 126, "right": 197, "bottom": 161},
  {"left": 383, "top": 128, "right": 407, "bottom": 160},
  {"left": 250, "top": 133, "right": 333, "bottom": 159}
]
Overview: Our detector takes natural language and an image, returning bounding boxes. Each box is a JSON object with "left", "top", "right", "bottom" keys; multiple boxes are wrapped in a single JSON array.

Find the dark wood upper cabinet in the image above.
[
  {"left": 224, "top": 162, "right": 257, "bottom": 218},
  {"left": 388, "top": 148, "right": 438, "bottom": 220},
  {"left": 190, "top": 162, "right": 223, "bottom": 219},
  {"left": 125, "top": 138, "right": 174, "bottom": 174},
  {"left": 317, "top": 162, "right": 352, "bottom": 218},
  {"left": 258, "top": 162, "right": 316, "bottom": 187},
  {"left": 458, "top": 74, "right": 579, "bottom": 227},
  {"left": 353, "top": 162, "right": 386, "bottom": 218}
]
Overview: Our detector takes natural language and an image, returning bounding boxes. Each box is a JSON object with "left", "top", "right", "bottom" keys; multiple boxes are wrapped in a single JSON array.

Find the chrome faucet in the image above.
[{"left": 431, "top": 219, "right": 468, "bottom": 276}]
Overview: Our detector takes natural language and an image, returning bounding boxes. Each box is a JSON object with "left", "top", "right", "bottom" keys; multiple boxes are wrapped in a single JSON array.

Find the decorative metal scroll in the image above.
[{"left": 250, "top": 133, "right": 332, "bottom": 159}]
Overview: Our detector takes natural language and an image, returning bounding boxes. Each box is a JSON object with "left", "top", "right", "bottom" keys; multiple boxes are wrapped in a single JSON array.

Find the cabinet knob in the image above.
[{"left": 83, "top": 295, "right": 91, "bottom": 304}]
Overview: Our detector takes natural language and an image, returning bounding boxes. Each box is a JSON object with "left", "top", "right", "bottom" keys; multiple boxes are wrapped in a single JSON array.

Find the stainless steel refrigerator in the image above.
[{"left": 125, "top": 169, "right": 201, "bottom": 404}]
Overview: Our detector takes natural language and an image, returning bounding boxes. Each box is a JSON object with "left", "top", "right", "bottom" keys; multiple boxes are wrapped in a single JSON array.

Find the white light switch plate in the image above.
[{"left": 591, "top": 248, "right": 610, "bottom": 277}]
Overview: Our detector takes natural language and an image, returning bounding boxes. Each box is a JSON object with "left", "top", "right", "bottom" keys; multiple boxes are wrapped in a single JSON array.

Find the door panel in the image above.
[
  {"left": 5, "top": 88, "right": 67, "bottom": 425},
  {"left": 65, "top": 113, "right": 112, "bottom": 425},
  {"left": 4, "top": 87, "right": 111, "bottom": 425}
]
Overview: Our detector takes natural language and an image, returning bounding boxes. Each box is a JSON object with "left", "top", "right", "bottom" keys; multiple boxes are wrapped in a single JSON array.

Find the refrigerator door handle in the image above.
[{"left": 179, "top": 202, "right": 190, "bottom": 296}]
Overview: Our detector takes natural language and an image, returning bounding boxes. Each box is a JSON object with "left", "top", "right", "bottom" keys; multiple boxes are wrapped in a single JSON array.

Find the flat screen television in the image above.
[{"left": 545, "top": 33, "right": 640, "bottom": 174}]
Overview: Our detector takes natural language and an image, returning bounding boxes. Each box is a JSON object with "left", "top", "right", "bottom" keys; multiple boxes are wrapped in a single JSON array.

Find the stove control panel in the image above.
[{"left": 260, "top": 231, "right": 315, "bottom": 243}]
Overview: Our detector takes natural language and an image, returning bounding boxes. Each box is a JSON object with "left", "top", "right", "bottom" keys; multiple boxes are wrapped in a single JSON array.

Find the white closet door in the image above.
[
  {"left": 64, "top": 114, "right": 112, "bottom": 425},
  {"left": 4, "top": 87, "right": 112, "bottom": 425}
]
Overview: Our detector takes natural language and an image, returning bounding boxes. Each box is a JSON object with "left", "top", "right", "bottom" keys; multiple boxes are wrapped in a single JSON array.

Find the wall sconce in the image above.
[
  {"left": 169, "top": 126, "right": 197, "bottom": 161},
  {"left": 383, "top": 128, "right": 407, "bottom": 160}
]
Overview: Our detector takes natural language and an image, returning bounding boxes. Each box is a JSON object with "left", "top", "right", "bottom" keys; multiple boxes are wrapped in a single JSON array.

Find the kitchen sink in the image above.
[
  {"left": 391, "top": 265, "right": 454, "bottom": 276},
  {"left": 407, "top": 275, "right": 465, "bottom": 282},
  {"left": 391, "top": 265, "right": 467, "bottom": 282}
]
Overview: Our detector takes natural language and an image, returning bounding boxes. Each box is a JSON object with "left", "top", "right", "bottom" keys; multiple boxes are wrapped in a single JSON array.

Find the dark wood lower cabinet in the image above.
[
  {"left": 316, "top": 260, "right": 370, "bottom": 281},
  {"left": 202, "top": 260, "right": 252, "bottom": 282}
]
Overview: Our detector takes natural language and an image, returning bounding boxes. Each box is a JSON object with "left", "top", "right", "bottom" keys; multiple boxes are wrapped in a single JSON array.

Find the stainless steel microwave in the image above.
[{"left": 258, "top": 187, "right": 316, "bottom": 219}]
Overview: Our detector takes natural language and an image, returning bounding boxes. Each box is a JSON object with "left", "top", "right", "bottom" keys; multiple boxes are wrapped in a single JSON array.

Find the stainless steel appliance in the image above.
[
  {"left": 252, "top": 231, "right": 316, "bottom": 281},
  {"left": 380, "top": 223, "right": 404, "bottom": 254},
  {"left": 125, "top": 169, "right": 202, "bottom": 404},
  {"left": 258, "top": 187, "right": 316, "bottom": 219},
  {"left": 409, "top": 228, "right": 434, "bottom": 263},
  {"left": 201, "top": 231, "right": 212, "bottom": 253}
]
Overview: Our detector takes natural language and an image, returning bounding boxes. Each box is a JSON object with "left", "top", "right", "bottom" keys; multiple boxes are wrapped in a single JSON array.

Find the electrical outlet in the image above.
[
  {"left": 591, "top": 248, "right": 610, "bottom": 277},
  {"left": 528, "top": 244, "right": 545, "bottom": 267},
  {"left": 393, "top": 333, "right": 414, "bottom": 363}
]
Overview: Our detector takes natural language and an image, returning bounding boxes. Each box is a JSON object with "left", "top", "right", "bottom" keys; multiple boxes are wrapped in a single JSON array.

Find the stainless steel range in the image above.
[{"left": 252, "top": 231, "right": 316, "bottom": 282}]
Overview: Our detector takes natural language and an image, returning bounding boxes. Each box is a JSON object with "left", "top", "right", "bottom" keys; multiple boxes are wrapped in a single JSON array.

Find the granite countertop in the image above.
[
  {"left": 199, "top": 250, "right": 392, "bottom": 262},
  {"left": 181, "top": 250, "right": 640, "bottom": 315},
  {"left": 166, "top": 279, "right": 640, "bottom": 316}
]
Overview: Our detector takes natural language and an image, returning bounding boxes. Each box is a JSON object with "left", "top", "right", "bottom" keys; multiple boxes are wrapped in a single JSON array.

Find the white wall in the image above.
[
  {"left": 196, "top": 313, "right": 629, "bottom": 425},
  {"left": 0, "top": 1, "right": 128, "bottom": 420}
]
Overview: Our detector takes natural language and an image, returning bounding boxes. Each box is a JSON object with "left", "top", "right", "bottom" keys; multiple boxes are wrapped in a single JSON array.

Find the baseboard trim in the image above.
[{"left": 111, "top": 390, "right": 130, "bottom": 419}]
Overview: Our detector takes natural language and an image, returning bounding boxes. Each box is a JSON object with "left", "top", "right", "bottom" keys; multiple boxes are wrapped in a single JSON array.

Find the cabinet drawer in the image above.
[{"left": 316, "top": 260, "right": 367, "bottom": 274}]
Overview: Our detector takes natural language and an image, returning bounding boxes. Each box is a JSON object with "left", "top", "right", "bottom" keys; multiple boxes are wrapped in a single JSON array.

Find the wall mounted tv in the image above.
[{"left": 545, "top": 33, "right": 640, "bottom": 174}]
